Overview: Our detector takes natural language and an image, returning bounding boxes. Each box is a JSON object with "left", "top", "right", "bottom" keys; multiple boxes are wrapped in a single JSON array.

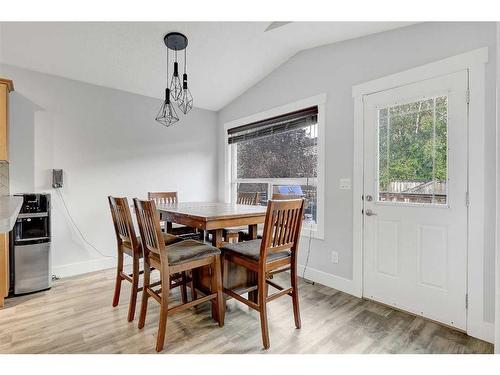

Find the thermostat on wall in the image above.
[{"left": 52, "top": 169, "right": 63, "bottom": 188}]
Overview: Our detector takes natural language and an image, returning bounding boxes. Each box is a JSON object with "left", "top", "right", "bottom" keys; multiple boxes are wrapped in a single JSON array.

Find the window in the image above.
[
  {"left": 227, "top": 104, "right": 323, "bottom": 235},
  {"left": 377, "top": 95, "right": 448, "bottom": 205}
]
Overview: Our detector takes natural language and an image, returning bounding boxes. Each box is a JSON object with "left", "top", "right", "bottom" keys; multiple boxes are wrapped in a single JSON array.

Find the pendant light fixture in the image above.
[
  {"left": 178, "top": 48, "right": 193, "bottom": 115},
  {"left": 155, "top": 45, "right": 179, "bottom": 127},
  {"left": 170, "top": 50, "right": 183, "bottom": 101},
  {"left": 155, "top": 32, "right": 192, "bottom": 126}
]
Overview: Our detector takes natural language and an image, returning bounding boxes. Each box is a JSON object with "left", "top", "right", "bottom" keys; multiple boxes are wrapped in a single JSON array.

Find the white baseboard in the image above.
[
  {"left": 52, "top": 256, "right": 130, "bottom": 278},
  {"left": 468, "top": 321, "right": 495, "bottom": 344},
  {"left": 297, "top": 264, "right": 361, "bottom": 297}
]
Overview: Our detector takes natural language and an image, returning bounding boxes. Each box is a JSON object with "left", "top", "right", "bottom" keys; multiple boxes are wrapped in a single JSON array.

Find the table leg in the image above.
[
  {"left": 248, "top": 224, "right": 258, "bottom": 240},
  {"left": 166, "top": 221, "right": 173, "bottom": 234},
  {"left": 211, "top": 229, "right": 224, "bottom": 248}
]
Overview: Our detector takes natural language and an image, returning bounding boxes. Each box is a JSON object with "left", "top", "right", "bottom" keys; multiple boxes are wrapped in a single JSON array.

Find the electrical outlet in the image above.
[
  {"left": 339, "top": 178, "right": 351, "bottom": 190},
  {"left": 331, "top": 251, "right": 339, "bottom": 264}
]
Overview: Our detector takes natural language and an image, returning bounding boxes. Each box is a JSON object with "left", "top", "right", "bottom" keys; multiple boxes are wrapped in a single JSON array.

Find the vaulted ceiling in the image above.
[{"left": 0, "top": 22, "right": 416, "bottom": 111}]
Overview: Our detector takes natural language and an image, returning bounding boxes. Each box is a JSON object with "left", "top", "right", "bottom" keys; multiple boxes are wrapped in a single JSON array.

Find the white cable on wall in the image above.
[
  {"left": 301, "top": 226, "right": 314, "bottom": 282},
  {"left": 55, "top": 188, "right": 115, "bottom": 259},
  {"left": 301, "top": 175, "right": 315, "bottom": 283}
]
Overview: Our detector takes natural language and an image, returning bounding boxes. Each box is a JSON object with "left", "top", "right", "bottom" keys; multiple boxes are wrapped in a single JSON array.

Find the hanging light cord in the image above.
[{"left": 166, "top": 46, "right": 169, "bottom": 88}]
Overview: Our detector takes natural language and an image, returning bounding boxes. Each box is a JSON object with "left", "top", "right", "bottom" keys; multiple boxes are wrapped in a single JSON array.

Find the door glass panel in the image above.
[{"left": 378, "top": 96, "right": 448, "bottom": 205}]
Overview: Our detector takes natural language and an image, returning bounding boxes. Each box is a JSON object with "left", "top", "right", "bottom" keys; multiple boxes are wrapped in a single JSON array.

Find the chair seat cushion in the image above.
[
  {"left": 163, "top": 239, "right": 220, "bottom": 265},
  {"left": 128, "top": 233, "right": 182, "bottom": 252},
  {"left": 162, "top": 232, "right": 183, "bottom": 245},
  {"left": 221, "top": 239, "right": 291, "bottom": 262}
]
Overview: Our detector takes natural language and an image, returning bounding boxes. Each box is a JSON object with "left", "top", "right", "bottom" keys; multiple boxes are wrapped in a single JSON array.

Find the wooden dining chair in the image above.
[
  {"left": 272, "top": 193, "right": 303, "bottom": 200},
  {"left": 237, "top": 191, "right": 260, "bottom": 205},
  {"left": 108, "top": 196, "right": 184, "bottom": 322},
  {"left": 133, "top": 198, "right": 225, "bottom": 352},
  {"left": 148, "top": 191, "right": 200, "bottom": 238},
  {"left": 224, "top": 192, "right": 261, "bottom": 243},
  {"left": 221, "top": 198, "right": 305, "bottom": 349}
]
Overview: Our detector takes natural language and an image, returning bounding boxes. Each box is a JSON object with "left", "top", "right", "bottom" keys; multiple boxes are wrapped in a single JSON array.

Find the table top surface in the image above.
[{"left": 156, "top": 201, "right": 267, "bottom": 221}]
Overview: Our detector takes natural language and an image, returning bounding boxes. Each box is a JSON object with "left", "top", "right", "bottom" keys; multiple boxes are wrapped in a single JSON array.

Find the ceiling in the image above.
[{"left": 0, "top": 22, "right": 416, "bottom": 111}]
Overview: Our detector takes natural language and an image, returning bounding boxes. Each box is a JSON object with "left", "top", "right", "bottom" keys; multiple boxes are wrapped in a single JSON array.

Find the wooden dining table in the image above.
[
  {"left": 156, "top": 201, "right": 268, "bottom": 307},
  {"left": 156, "top": 201, "right": 267, "bottom": 247}
]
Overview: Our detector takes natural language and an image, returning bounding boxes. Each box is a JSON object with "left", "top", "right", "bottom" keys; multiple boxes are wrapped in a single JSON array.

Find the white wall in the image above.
[
  {"left": 495, "top": 22, "right": 500, "bottom": 354},
  {"left": 3, "top": 64, "right": 218, "bottom": 276},
  {"left": 218, "top": 22, "right": 497, "bottom": 335}
]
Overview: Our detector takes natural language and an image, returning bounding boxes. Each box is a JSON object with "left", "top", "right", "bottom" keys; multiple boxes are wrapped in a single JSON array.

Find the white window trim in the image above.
[
  {"left": 351, "top": 47, "right": 492, "bottom": 343},
  {"left": 223, "top": 94, "right": 326, "bottom": 240}
]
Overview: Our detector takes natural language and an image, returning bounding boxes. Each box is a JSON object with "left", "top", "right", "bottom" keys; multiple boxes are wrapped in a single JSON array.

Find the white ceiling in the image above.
[{"left": 0, "top": 22, "right": 416, "bottom": 111}]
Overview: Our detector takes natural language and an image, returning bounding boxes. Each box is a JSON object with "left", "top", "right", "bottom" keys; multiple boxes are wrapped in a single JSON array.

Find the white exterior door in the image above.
[{"left": 363, "top": 70, "right": 468, "bottom": 330}]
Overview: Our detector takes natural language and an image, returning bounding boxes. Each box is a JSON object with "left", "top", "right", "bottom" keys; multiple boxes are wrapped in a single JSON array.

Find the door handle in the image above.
[{"left": 365, "top": 209, "right": 377, "bottom": 216}]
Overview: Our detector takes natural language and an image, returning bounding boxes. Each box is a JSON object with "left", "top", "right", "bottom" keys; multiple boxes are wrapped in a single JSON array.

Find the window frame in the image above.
[{"left": 223, "top": 94, "right": 326, "bottom": 240}]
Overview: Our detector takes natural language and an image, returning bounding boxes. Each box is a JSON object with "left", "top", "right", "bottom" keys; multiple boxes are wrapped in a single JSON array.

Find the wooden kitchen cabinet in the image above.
[
  {"left": 0, "top": 78, "right": 13, "bottom": 161},
  {"left": 0, "top": 78, "right": 14, "bottom": 307}
]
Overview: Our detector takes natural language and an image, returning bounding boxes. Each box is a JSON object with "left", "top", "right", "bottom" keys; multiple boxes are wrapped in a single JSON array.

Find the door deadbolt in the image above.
[{"left": 365, "top": 195, "right": 373, "bottom": 202}]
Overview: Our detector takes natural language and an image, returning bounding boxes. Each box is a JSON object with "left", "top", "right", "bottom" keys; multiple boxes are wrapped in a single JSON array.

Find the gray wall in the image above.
[
  {"left": 495, "top": 22, "right": 500, "bottom": 354},
  {"left": 3, "top": 64, "right": 218, "bottom": 276},
  {"left": 218, "top": 22, "right": 497, "bottom": 323}
]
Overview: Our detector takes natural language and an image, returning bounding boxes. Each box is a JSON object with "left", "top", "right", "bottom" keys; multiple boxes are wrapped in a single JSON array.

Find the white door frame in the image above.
[{"left": 352, "top": 47, "right": 492, "bottom": 343}]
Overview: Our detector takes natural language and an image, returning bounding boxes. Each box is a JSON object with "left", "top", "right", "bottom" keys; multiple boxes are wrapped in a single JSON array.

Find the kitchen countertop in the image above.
[{"left": 0, "top": 196, "right": 22, "bottom": 232}]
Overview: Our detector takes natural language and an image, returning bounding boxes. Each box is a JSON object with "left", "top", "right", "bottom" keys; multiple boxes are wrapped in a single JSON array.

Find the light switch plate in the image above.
[{"left": 339, "top": 178, "right": 352, "bottom": 190}]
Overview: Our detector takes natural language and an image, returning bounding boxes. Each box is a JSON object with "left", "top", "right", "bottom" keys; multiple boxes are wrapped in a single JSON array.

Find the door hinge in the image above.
[
  {"left": 466, "top": 89, "right": 471, "bottom": 104},
  {"left": 465, "top": 293, "right": 468, "bottom": 309},
  {"left": 466, "top": 191, "right": 470, "bottom": 207}
]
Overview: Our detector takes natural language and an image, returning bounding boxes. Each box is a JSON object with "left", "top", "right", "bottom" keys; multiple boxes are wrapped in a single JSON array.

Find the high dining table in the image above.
[{"left": 156, "top": 201, "right": 268, "bottom": 307}]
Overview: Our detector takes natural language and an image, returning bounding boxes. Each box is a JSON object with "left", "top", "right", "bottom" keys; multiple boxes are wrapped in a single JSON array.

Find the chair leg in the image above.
[
  {"left": 180, "top": 272, "right": 188, "bottom": 303},
  {"left": 290, "top": 259, "right": 301, "bottom": 329},
  {"left": 258, "top": 273, "right": 270, "bottom": 349},
  {"left": 212, "top": 254, "right": 225, "bottom": 326},
  {"left": 156, "top": 273, "right": 170, "bottom": 352},
  {"left": 248, "top": 270, "right": 258, "bottom": 304},
  {"left": 128, "top": 257, "right": 140, "bottom": 322},
  {"left": 138, "top": 260, "right": 151, "bottom": 329},
  {"left": 112, "top": 252, "right": 124, "bottom": 307},
  {"left": 190, "top": 270, "right": 197, "bottom": 302}
]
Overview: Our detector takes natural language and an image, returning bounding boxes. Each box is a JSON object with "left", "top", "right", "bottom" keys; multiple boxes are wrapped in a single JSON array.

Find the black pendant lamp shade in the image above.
[
  {"left": 178, "top": 73, "right": 193, "bottom": 114},
  {"left": 155, "top": 32, "right": 192, "bottom": 126},
  {"left": 155, "top": 88, "right": 179, "bottom": 127},
  {"left": 170, "top": 60, "right": 183, "bottom": 101}
]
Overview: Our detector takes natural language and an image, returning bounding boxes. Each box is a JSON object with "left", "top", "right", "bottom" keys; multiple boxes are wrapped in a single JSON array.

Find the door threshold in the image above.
[{"left": 363, "top": 296, "right": 466, "bottom": 334}]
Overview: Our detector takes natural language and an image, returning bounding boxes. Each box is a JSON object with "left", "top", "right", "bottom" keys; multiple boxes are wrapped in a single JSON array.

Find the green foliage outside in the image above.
[
  {"left": 236, "top": 127, "right": 317, "bottom": 179},
  {"left": 378, "top": 96, "right": 447, "bottom": 191}
]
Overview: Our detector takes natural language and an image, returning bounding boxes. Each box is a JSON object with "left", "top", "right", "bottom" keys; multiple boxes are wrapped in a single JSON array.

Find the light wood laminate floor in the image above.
[{"left": 0, "top": 267, "right": 493, "bottom": 354}]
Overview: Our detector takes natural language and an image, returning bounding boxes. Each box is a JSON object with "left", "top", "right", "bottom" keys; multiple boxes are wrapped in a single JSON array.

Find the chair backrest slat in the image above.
[
  {"left": 260, "top": 199, "right": 305, "bottom": 262},
  {"left": 237, "top": 192, "right": 260, "bottom": 205},
  {"left": 108, "top": 196, "right": 139, "bottom": 252},
  {"left": 148, "top": 192, "right": 178, "bottom": 205},
  {"left": 134, "top": 198, "right": 168, "bottom": 266}
]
